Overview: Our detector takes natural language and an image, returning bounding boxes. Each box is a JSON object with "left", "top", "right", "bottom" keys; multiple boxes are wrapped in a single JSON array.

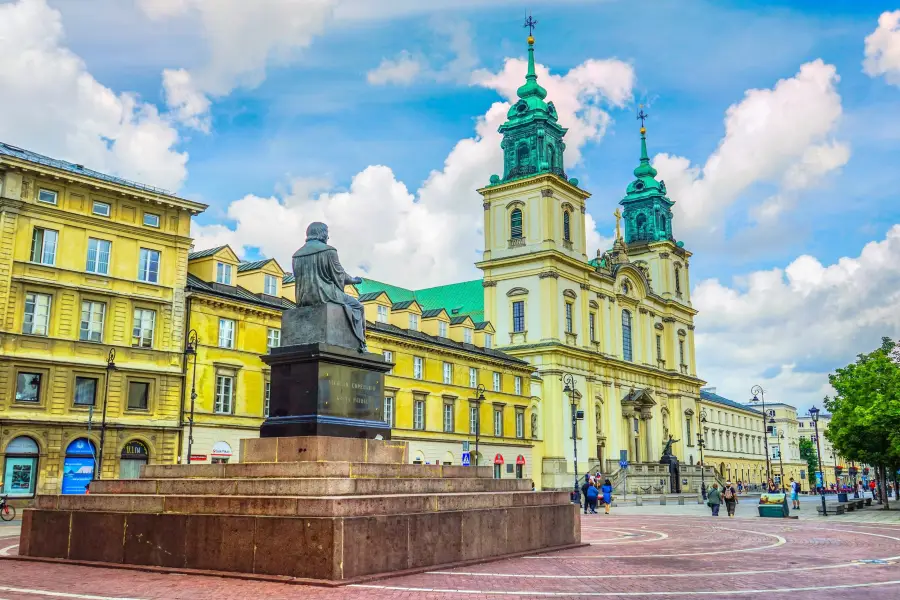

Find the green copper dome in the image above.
[{"left": 620, "top": 124, "right": 675, "bottom": 244}]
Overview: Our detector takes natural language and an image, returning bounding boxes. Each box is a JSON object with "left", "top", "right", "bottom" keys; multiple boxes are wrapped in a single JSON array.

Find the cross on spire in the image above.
[
  {"left": 524, "top": 14, "right": 538, "bottom": 37},
  {"left": 637, "top": 104, "right": 649, "bottom": 130}
]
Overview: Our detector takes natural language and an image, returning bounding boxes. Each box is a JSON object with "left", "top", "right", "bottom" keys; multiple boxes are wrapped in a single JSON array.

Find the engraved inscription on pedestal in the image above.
[{"left": 319, "top": 364, "right": 384, "bottom": 422}]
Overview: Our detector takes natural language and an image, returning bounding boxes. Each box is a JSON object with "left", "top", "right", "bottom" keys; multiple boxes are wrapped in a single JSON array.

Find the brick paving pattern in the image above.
[{"left": 1, "top": 512, "right": 899, "bottom": 599}]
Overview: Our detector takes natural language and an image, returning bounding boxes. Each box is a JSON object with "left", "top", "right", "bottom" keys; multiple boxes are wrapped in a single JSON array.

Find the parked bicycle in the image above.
[{"left": 0, "top": 494, "right": 15, "bottom": 521}]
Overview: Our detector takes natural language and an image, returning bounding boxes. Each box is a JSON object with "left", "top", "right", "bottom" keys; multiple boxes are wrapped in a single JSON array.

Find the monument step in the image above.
[
  {"left": 36, "top": 490, "right": 569, "bottom": 517},
  {"left": 90, "top": 476, "right": 532, "bottom": 496},
  {"left": 142, "top": 462, "right": 495, "bottom": 480}
]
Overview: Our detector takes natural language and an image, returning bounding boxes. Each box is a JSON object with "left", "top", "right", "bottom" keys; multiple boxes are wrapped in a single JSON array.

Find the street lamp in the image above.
[
  {"left": 473, "top": 384, "right": 486, "bottom": 475},
  {"left": 562, "top": 373, "right": 585, "bottom": 502},
  {"left": 778, "top": 433, "right": 786, "bottom": 492},
  {"left": 809, "top": 405, "right": 827, "bottom": 516},
  {"left": 697, "top": 408, "right": 708, "bottom": 499},
  {"left": 185, "top": 330, "right": 199, "bottom": 464},
  {"left": 96, "top": 348, "right": 117, "bottom": 480},
  {"left": 750, "top": 385, "right": 771, "bottom": 483}
]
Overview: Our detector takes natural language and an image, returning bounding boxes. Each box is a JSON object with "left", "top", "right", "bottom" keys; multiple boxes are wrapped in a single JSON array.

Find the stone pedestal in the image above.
[
  {"left": 17, "top": 436, "right": 581, "bottom": 584},
  {"left": 282, "top": 304, "right": 360, "bottom": 349},
  {"left": 261, "top": 343, "right": 391, "bottom": 439}
]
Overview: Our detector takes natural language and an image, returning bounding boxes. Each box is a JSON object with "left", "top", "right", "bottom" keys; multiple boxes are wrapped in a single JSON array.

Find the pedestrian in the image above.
[
  {"left": 789, "top": 477, "right": 800, "bottom": 510},
  {"left": 707, "top": 483, "right": 721, "bottom": 516},
  {"left": 581, "top": 476, "right": 590, "bottom": 514},
  {"left": 767, "top": 478, "right": 778, "bottom": 493},
  {"left": 586, "top": 480, "right": 599, "bottom": 514},
  {"left": 737, "top": 480, "right": 743, "bottom": 495},
  {"left": 601, "top": 478, "right": 613, "bottom": 515},
  {"left": 722, "top": 480, "right": 739, "bottom": 517}
]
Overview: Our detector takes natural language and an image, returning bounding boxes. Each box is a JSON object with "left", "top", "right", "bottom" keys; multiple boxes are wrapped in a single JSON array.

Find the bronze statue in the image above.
[
  {"left": 292, "top": 222, "right": 367, "bottom": 352},
  {"left": 661, "top": 435, "right": 679, "bottom": 457}
]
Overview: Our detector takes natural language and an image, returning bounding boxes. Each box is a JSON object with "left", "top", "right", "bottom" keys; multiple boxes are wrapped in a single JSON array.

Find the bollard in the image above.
[
  {"left": 635, "top": 495, "right": 643, "bottom": 506},
  {"left": 697, "top": 493, "right": 704, "bottom": 504},
  {"left": 678, "top": 496, "right": 685, "bottom": 505},
  {"left": 660, "top": 495, "right": 667, "bottom": 505}
]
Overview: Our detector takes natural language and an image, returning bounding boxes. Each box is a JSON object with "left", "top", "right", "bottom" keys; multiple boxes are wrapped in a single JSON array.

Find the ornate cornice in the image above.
[
  {"left": 654, "top": 322, "right": 664, "bottom": 331},
  {"left": 662, "top": 317, "right": 676, "bottom": 323},
  {"left": 482, "top": 280, "right": 497, "bottom": 288},
  {"left": 687, "top": 324, "right": 695, "bottom": 331},
  {"left": 538, "top": 271, "right": 560, "bottom": 279},
  {"left": 541, "top": 189, "right": 554, "bottom": 197},
  {"left": 483, "top": 202, "right": 491, "bottom": 210},
  {"left": 677, "top": 329, "right": 687, "bottom": 336},
  {"left": 579, "top": 282, "right": 591, "bottom": 290},
  {"left": 638, "top": 307, "right": 649, "bottom": 315}
]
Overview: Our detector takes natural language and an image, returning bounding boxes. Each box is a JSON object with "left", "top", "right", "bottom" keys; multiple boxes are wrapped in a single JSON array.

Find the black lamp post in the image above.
[
  {"left": 778, "top": 433, "right": 787, "bottom": 492},
  {"left": 473, "top": 384, "right": 486, "bottom": 475},
  {"left": 750, "top": 385, "right": 771, "bottom": 483},
  {"left": 698, "top": 408, "right": 707, "bottom": 499},
  {"left": 810, "top": 405, "right": 827, "bottom": 516},
  {"left": 185, "top": 330, "right": 199, "bottom": 464},
  {"left": 562, "top": 373, "right": 584, "bottom": 502},
  {"left": 96, "top": 348, "right": 117, "bottom": 480}
]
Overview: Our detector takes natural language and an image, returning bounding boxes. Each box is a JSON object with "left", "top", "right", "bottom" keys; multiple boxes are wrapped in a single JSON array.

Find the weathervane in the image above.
[
  {"left": 637, "top": 104, "right": 649, "bottom": 130},
  {"left": 524, "top": 13, "right": 538, "bottom": 37}
]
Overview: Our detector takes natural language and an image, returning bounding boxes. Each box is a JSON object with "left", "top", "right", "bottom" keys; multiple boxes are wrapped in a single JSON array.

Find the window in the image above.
[
  {"left": 494, "top": 409, "right": 503, "bottom": 437},
  {"left": 15, "top": 372, "right": 42, "bottom": 403},
  {"left": 679, "top": 340, "right": 686, "bottom": 365},
  {"left": 138, "top": 248, "right": 160, "bottom": 283},
  {"left": 514, "top": 376, "right": 522, "bottom": 396},
  {"left": 382, "top": 350, "right": 393, "bottom": 374},
  {"left": 463, "top": 328, "right": 473, "bottom": 344},
  {"left": 132, "top": 309, "right": 156, "bottom": 348},
  {"left": 86, "top": 238, "right": 111, "bottom": 275},
  {"left": 143, "top": 213, "right": 160, "bottom": 227},
  {"left": 3, "top": 436, "right": 39, "bottom": 498},
  {"left": 510, "top": 208, "right": 523, "bottom": 239},
  {"left": 264, "top": 274, "right": 277, "bottom": 295},
  {"left": 267, "top": 328, "right": 281, "bottom": 349},
  {"left": 23, "top": 292, "right": 51, "bottom": 336},
  {"left": 79, "top": 301, "right": 105, "bottom": 342},
  {"left": 443, "top": 403, "right": 454, "bottom": 432},
  {"left": 469, "top": 367, "right": 477, "bottom": 388},
  {"left": 409, "top": 313, "right": 419, "bottom": 331},
  {"left": 438, "top": 321, "right": 448, "bottom": 337},
  {"left": 377, "top": 305, "right": 389, "bottom": 323},
  {"left": 214, "top": 375, "right": 234, "bottom": 414},
  {"left": 127, "top": 381, "right": 149, "bottom": 410},
  {"left": 413, "top": 399, "right": 425, "bottom": 430},
  {"left": 470, "top": 405, "right": 479, "bottom": 434},
  {"left": 516, "top": 410, "right": 525, "bottom": 439},
  {"left": 772, "top": 445, "right": 781, "bottom": 460},
  {"left": 512, "top": 300, "right": 525, "bottom": 333},
  {"left": 565, "top": 303, "right": 573, "bottom": 333},
  {"left": 485, "top": 333, "right": 492, "bottom": 349},
  {"left": 798, "top": 422, "right": 805, "bottom": 428},
  {"left": 73, "top": 377, "right": 98, "bottom": 406},
  {"left": 413, "top": 356, "right": 424, "bottom": 380},
  {"left": 264, "top": 382, "right": 271, "bottom": 417},
  {"left": 92, "top": 201, "right": 110, "bottom": 216},
  {"left": 656, "top": 334, "right": 663, "bottom": 361},
  {"left": 622, "top": 309, "right": 633, "bottom": 362},
  {"left": 685, "top": 414, "right": 692, "bottom": 443},
  {"left": 30, "top": 227, "right": 58, "bottom": 265},
  {"left": 216, "top": 262, "right": 232, "bottom": 285},
  {"left": 38, "top": 189, "right": 58, "bottom": 204},
  {"left": 563, "top": 210, "right": 571, "bottom": 241},
  {"left": 493, "top": 372, "right": 501, "bottom": 392},
  {"left": 218, "top": 318, "right": 235, "bottom": 349},
  {"left": 589, "top": 313, "right": 596, "bottom": 342},
  {"left": 674, "top": 266, "right": 682, "bottom": 295},
  {"left": 443, "top": 362, "right": 453, "bottom": 384},
  {"left": 384, "top": 396, "right": 394, "bottom": 426}
]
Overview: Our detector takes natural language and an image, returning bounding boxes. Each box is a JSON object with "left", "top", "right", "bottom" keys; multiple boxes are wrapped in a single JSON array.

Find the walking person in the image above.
[
  {"left": 707, "top": 483, "right": 721, "bottom": 516},
  {"left": 723, "top": 480, "right": 739, "bottom": 517},
  {"left": 586, "top": 480, "right": 599, "bottom": 514},
  {"left": 581, "top": 476, "right": 590, "bottom": 514},
  {"left": 601, "top": 479, "right": 613, "bottom": 515},
  {"left": 789, "top": 477, "right": 801, "bottom": 510}
]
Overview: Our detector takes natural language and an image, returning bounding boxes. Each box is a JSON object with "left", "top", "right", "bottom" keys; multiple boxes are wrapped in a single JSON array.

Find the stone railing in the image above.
[{"left": 508, "top": 237, "right": 526, "bottom": 249}]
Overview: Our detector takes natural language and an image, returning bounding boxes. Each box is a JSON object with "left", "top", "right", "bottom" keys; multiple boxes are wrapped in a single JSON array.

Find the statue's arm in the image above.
[{"left": 330, "top": 251, "right": 362, "bottom": 286}]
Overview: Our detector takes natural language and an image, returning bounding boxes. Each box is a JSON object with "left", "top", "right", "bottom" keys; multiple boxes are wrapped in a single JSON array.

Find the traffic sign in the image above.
[
  {"left": 461, "top": 452, "right": 471, "bottom": 467},
  {"left": 619, "top": 460, "right": 628, "bottom": 468}
]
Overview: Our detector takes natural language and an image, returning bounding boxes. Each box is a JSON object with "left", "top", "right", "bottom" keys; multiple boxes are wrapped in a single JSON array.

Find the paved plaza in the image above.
[{"left": 1, "top": 503, "right": 899, "bottom": 599}]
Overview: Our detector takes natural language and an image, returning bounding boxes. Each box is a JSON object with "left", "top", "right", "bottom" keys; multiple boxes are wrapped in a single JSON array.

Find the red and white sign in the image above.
[
  {"left": 189, "top": 455, "right": 207, "bottom": 462},
  {"left": 516, "top": 455, "right": 526, "bottom": 465},
  {"left": 494, "top": 453, "right": 504, "bottom": 465},
  {"left": 211, "top": 441, "right": 233, "bottom": 457}
]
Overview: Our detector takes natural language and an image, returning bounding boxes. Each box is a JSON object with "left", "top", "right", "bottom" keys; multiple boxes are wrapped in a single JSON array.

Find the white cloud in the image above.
[
  {"left": 0, "top": 0, "right": 187, "bottom": 190},
  {"left": 652, "top": 60, "right": 845, "bottom": 236},
  {"left": 193, "top": 54, "right": 635, "bottom": 287},
  {"left": 367, "top": 51, "right": 424, "bottom": 85},
  {"left": 694, "top": 225, "right": 900, "bottom": 409},
  {"left": 139, "top": 0, "right": 337, "bottom": 129},
  {"left": 864, "top": 10, "right": 900, "bottom": 85}
]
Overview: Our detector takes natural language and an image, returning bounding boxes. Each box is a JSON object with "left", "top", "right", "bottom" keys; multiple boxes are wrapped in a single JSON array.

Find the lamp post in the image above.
[
  {"left": 185, "top": 330, "right": 199, "bottom": 464},
  {"left": 474, "top": 384, "right": 486, "bottom": 475},
  {"left": 777, "top": 433, "right": 787, "bottom": 492},
  {"left": 750, "top": 385, "right": 771, "bottom": 483},
  {"left": 697, "top": 408, "right": 708, "bottom": 499},
  {"left": 96, "top": 348, "right": 117, "bottom": 480},
  {"left": 562, "top": 373, "right": 584, "bottom": 502},
  {"left": 809, "top": 405, "right": 827, "bottom": 516}
]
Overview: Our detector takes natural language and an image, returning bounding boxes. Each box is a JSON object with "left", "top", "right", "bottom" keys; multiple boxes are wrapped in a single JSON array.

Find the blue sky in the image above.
[{"left": 5, "top": 0, "right": 900, "bottom": 408}]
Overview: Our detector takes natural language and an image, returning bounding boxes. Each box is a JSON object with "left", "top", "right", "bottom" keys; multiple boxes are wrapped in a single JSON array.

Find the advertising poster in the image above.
[
  {"left": 61, "top": 456, "right": 94, "bottom": 495},
  {"left": 3, "top": 457, "right": 37, "bottom": 497}
]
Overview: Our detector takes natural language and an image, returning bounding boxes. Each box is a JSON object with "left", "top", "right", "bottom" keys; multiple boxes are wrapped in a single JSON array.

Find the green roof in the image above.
[{"left": 356, "top": 278, "right": 485, "bottom": 322}]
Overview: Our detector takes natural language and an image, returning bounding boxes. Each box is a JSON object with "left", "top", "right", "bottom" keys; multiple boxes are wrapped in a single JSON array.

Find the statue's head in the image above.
[{"left": 306, "top": 222, "right": 329, "bottom": 243}]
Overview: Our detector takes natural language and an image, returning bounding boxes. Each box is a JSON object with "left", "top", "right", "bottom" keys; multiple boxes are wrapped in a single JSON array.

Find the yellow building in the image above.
[
  {"left": 697, "top": 388, "right": 768, "bottom": 487},
  {"left": 0, "top": 142, "right": 205, "bottom": 498}
]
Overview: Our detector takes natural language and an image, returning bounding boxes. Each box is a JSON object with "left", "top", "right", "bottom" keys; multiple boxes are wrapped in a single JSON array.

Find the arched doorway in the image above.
[
  {"left": 412, "top": 451, "right": 425, "bottom": 465},
  {"left": 442, "top": 451, "right": 454, "bottom": 466},
  {"left": 211, "top": 441, "right": 232, "bottom": 464},
  {"left": 62, "top": 438, "right": 96, "bottom": 495},
  {"left": 120, "top": 440, "right": 149, "bottom": 479},
  {"left": 3, "top": 436, "right": 39, "bottom": 498},
  {"left": 493, "top": 453, "right": 504, "bottom": 479},
  {"left": 515, "top": 455, "right": 526, "bottom": 479}
]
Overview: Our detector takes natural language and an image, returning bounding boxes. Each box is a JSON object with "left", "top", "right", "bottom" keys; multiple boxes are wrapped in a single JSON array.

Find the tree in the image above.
[
  {"left": 826, "top": 337, "right": 900, "bottom": 509},
  {"left": 799, "top": 438, "right": 818, "bottom": 487}
]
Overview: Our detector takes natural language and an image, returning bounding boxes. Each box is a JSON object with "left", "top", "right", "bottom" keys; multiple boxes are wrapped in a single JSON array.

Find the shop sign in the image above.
[
  {"left": 190, "top": 455, "right": 208, "bottom": 462},
  {"left": 516, "top": 455, "right": 526, "bottom": 465},
  {"left": 211, "top": 441, "right": 232, "bottom": 457},
  {"left": 493, "top": 453, "right": 504, "bottom": 465},
  {"left": 122, "top": 440, "right": 149, "bottom": 458}
]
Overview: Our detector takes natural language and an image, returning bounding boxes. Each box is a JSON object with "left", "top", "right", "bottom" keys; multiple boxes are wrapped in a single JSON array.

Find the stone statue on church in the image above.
[
  {"left": 289, "top": 222, "right": 367, "bottom": 352},
  {"left": 531, "top": 413, "right": 538, "bottom": 439}
]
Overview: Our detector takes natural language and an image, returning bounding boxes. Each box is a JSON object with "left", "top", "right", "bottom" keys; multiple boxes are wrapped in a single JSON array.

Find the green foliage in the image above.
[
  {"left": 825, "top": 337, "right": 900, "bottom": 470},
  {"left": 799, "top": 438, "right": 818, "bottom": 485}
]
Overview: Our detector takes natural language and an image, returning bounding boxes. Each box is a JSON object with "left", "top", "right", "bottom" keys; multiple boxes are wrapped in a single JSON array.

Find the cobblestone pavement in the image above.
[{"left": 1, "top": 511, "right": 899, "bottom": 599}]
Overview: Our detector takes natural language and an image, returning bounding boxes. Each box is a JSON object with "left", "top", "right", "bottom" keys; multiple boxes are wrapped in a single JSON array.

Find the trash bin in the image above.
[
  {"left": 758, "top": 493, "right": 789, "bottom": 518},
  {"left": 837, "top": 492, "right": 848, "bottom": 503}
]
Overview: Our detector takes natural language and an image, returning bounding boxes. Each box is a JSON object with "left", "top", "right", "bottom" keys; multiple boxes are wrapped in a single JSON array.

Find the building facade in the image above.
[
  {"left": 698, "top": 388, "right": 767, "bottom": 486},
  {"left": 0, "top": 142, "right": 205, "bottom": 497}
]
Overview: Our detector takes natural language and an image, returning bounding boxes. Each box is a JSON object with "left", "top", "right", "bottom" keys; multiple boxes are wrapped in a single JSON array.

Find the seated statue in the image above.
[{"left": 292, "top": 222, "right": 367, "bottom": 352}]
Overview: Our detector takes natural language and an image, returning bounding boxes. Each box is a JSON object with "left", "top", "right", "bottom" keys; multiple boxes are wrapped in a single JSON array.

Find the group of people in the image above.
[
  {"left": 580, "top": 473, "right": 613, "bottom": 515},
  {"left": 704, "top": 480, "right": 739, "bottom": 517}
]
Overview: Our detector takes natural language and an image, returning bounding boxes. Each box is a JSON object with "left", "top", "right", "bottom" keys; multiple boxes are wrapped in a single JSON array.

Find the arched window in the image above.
[
  {"left": 517, "top": 144, "right": 529, "bottom": 168},
  {"left": 674, "top": 266, "right": 682, "bottom": 295},
  {"left": 63, "top": 438, "right": 97, "bottom": 495},
  {"left": 636, "top": 213, "right": 647, "bottom": 237},
  {"left": 510, "top": 208, "right": 523, "bottom": 239},
  {"left": 563, "top": 211, "right": 571, "bottom": 241},
  {"left": 546, "top": 144, "right": 555, "bottom": 168},
  {"left": 659, "top": 214, "right": 667, "bottom": 234},
  {"left": 622, "top": 309, "right": 633, "bottom": 362},
  {"left": 3, "top": 436, "right": 39, "bottom": 498},
  {"left": 120, "top": 440, "right": 149, "bottom": 479}
]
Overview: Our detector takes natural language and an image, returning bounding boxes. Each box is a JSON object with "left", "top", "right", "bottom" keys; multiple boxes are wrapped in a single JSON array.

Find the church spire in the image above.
[
  {"left": 517, "top": 19, "right": 547, "bottom": 101},
  {"left": 633, "top": 105, "right": 657, "bottom": 179}
]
